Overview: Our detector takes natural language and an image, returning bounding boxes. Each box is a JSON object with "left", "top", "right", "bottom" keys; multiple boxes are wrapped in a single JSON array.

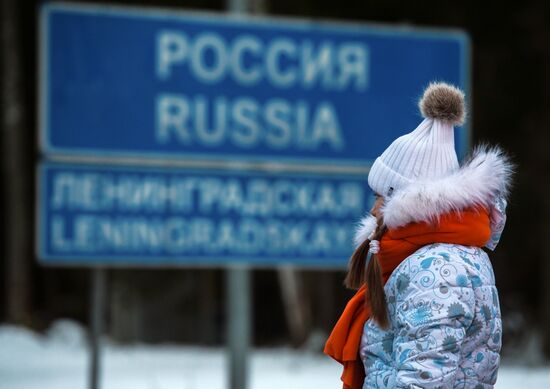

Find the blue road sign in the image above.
[
  {"left": 37, "top": 163, "right": 371, "bottom": 267},
  {"left": 40, "top": 3, "right": 470, "bottom": 167}
]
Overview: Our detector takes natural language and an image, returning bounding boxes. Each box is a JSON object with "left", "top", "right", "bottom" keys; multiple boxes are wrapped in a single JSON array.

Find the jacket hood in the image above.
[{"left": 355, "top": 145, "right": 514, "bottom": 244}]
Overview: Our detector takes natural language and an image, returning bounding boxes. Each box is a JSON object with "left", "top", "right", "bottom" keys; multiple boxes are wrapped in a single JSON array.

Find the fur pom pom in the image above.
[{"left": 419, "top": 82, "right": 466, "bottom": 125}]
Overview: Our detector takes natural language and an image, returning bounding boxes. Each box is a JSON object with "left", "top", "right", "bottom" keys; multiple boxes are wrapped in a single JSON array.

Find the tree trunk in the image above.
[
  {"left": 1, "top": 0, "right": 32, "bottom": 324},
  {"left": 541, "top": 57, "right": 550, "bottom": 360},
  {"left": 278, "top": 266, "right": 311, "bottom": 346}
]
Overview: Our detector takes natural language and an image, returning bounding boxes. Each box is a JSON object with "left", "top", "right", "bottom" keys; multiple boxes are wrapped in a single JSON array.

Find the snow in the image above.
[{"left": 0, "top": 320, "right": 549, "bottom": 389}]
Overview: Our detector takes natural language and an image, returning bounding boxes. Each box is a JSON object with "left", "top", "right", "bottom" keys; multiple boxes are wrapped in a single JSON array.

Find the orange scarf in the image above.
[{"left": 324, "top": 208, "right": 491, "bottom": 389}]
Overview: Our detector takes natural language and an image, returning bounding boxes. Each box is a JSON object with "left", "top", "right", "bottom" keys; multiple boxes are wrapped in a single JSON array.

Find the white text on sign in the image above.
[{"left": 155, "top": 31, "right": 370, "bottom": 153}]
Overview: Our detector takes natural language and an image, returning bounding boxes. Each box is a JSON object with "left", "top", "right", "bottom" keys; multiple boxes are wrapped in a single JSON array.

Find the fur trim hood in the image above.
[{"left": 355, "top": 146, "right": 514, "bottom": 245}]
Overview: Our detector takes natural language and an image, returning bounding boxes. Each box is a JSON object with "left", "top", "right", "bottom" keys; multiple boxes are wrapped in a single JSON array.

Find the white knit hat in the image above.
[{"left": 368, "top": 82, "right": 466, "bottom": 197}]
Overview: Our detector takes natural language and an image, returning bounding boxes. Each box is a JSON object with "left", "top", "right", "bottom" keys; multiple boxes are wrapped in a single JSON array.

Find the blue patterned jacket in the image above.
[{"left": 360, "top": 243, "right": 501, "bottom": 389}]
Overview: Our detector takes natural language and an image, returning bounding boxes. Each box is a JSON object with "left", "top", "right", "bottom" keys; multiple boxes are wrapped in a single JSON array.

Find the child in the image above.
[{"left": 325, "top": 82, "right": 513, "bottom": 389}]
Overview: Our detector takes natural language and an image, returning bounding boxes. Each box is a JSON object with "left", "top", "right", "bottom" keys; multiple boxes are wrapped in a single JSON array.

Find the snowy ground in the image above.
[{"left": 1, "top": 320, "right": 549, "bottom": 389}]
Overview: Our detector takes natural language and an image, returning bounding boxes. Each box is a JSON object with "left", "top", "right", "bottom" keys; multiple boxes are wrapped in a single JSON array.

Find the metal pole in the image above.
[
  {"left": 226, "top": 264, "right": 251, "bottom": 389},
  {"left": 228, "top": 0, "right": 247, "bottom": 14},
  {"left": 89, "top": 267, "right": 107, "bottom": 389}
]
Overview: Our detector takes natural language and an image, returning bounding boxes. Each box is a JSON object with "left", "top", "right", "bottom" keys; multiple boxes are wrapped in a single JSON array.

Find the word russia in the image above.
[{"left": 156, "top": 94, "right": 344, "bottom": 150}]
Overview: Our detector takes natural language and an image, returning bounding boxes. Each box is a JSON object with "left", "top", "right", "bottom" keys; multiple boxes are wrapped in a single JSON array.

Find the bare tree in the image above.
[{"left": 1, "top": 0, "right": 32, "bottom": 324}]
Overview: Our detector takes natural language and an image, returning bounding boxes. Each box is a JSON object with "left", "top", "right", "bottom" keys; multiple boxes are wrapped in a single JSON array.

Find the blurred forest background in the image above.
[{"left": 2, "top": 0, "right": 549, "bottom": 360}]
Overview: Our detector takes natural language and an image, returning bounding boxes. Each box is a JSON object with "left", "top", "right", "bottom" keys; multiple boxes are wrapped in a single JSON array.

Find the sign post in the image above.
[
  {"left": 89, "top": 267, "right": 107, "bottom": 389},
  {"left": 226, "top": 263, "right": 251, "bottom": 389}
]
